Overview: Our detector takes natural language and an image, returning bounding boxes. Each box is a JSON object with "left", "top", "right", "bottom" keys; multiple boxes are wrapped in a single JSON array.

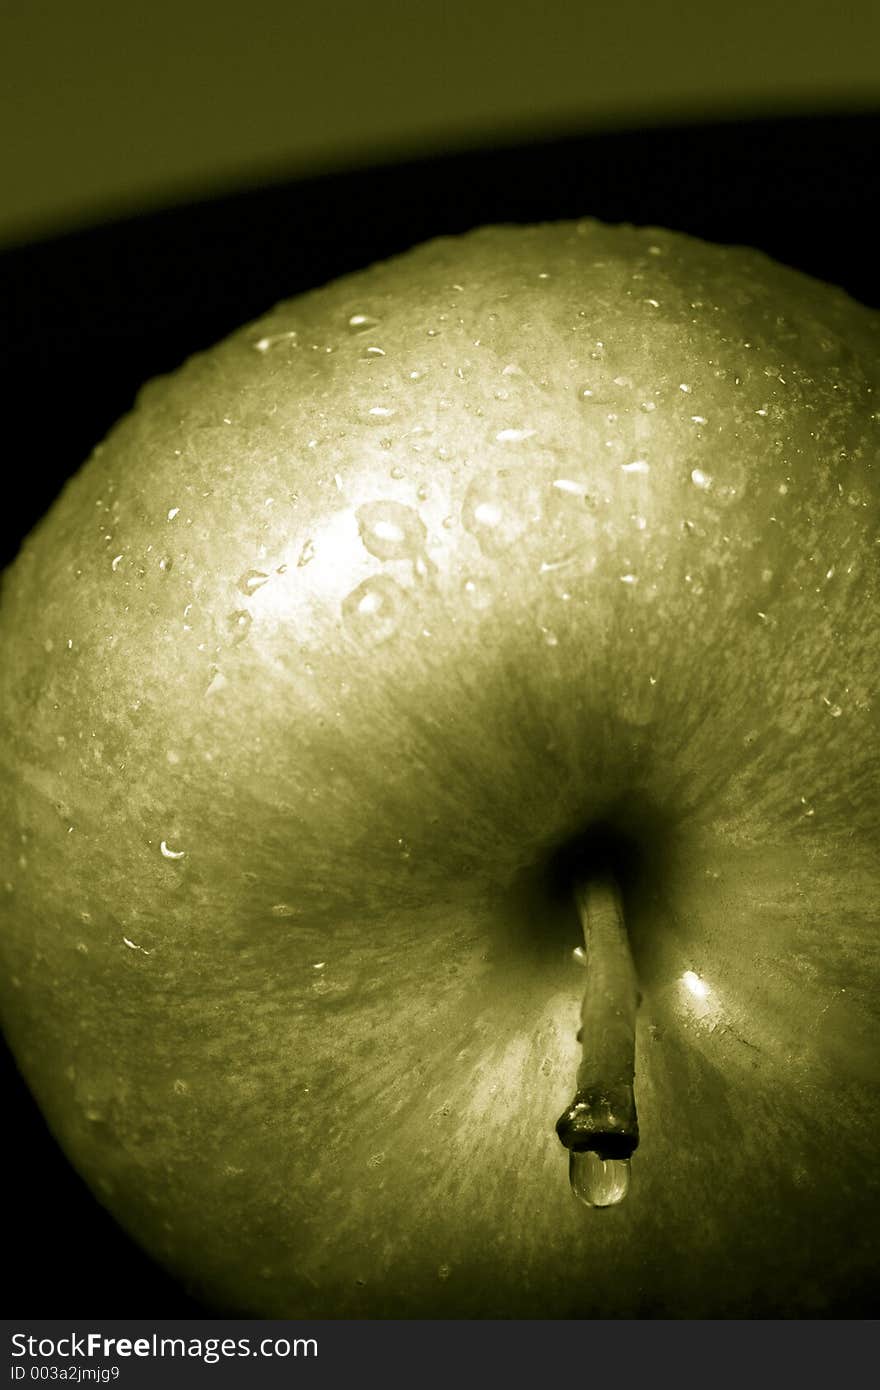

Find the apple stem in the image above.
[{"left": 555, "top": 875, "right": 640, "bottom": 1160}]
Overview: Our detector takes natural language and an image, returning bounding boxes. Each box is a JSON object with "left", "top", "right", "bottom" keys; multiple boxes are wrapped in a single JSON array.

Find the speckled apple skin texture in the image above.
[{"left": 1, "top": 220, "right": 878, "bottom": 1316}]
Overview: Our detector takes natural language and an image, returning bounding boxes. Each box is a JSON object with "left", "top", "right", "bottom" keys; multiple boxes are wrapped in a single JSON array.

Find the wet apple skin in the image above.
[{"left": 1, "top": 220, "right": 878, "bottom": 1314}]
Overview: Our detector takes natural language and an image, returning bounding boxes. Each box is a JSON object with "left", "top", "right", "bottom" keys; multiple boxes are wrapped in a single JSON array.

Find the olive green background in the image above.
[{"left": 2, "top": 0, "right": 878, "bottom": 249}]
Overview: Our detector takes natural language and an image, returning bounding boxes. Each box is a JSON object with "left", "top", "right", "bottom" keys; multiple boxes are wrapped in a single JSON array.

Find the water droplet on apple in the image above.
[
  {"left": 551, "top": 477, "right": 591, "bottom": 500},
  {"left": 204, "top": 667, "right": 227, "bottom": 697},
  {"left": 227, "top": 610, "right": 252, "bottom": 645},
  {"left": 495, "top": 427, "right": 536, "bottom": 444},
  {"left": 342, "top": 575, "right": 407, "bottom": 645},
  {"left": 270, "top": 903, "right": 297, "bottom": 918},
  {"left": 160, "top": 840, "right": 186, "bottom": 860},
  {"left": 238, "top": 569, "right": 269, "bottom": 595},
  {"left": 348, "top": 313, "right": 380, "bottom": 333},
  {"left": 462, "top": 577, "right": 493, "bottom": 610},
  {"left": 390, "top": 465, "right": 405, "bottom": 480},
  {"left": 569, "top": 1151, "right": 630, "bottom": 1208},
  {"left": 253, "top": 329, "right": 298, "bottom": 353},
  {"left": 466, "top": 497, "right": 503, "bottom": 544},
  {"left": 122, "top": 935, "right": 151, "bottom": 955},
  {"left": 539, "top": 553, "right": 578, "bottom": 574},
  {"left": 356, "top": 500, "right": 427, "bottom": 562},
  {"left": 462, "top": 472, "right": 541, "bottom": 557}
]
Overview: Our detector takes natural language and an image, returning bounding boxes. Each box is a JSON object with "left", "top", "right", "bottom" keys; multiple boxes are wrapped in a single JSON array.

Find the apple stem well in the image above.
[{"left": 556, "top": 876, "right": 640, "bottom": 1207}]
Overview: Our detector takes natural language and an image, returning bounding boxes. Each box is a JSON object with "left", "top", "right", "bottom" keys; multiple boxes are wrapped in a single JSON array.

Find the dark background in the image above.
[{"left": 2, "top": 110, "right": 879, "bottom": 1314}]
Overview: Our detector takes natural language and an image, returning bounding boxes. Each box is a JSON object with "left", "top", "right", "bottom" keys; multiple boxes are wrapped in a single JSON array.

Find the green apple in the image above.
[{"left": 1, "top": 219, "right": 877, "bottom": 1316}]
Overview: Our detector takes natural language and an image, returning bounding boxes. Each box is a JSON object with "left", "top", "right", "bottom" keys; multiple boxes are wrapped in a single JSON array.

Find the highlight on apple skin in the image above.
[{"left": 1, "top": 218, "right": 878, "bottom": 1317}]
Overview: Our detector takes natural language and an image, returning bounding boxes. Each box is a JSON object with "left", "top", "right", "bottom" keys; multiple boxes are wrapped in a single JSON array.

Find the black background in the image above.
[{"left": 2, "top": 111, "right": 878, "bottom": 1315}]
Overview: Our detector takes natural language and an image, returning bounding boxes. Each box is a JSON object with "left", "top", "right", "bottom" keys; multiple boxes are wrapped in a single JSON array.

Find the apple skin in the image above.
[{"left": 1, "top": 219, "right": 878, "bottom": 1316}]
